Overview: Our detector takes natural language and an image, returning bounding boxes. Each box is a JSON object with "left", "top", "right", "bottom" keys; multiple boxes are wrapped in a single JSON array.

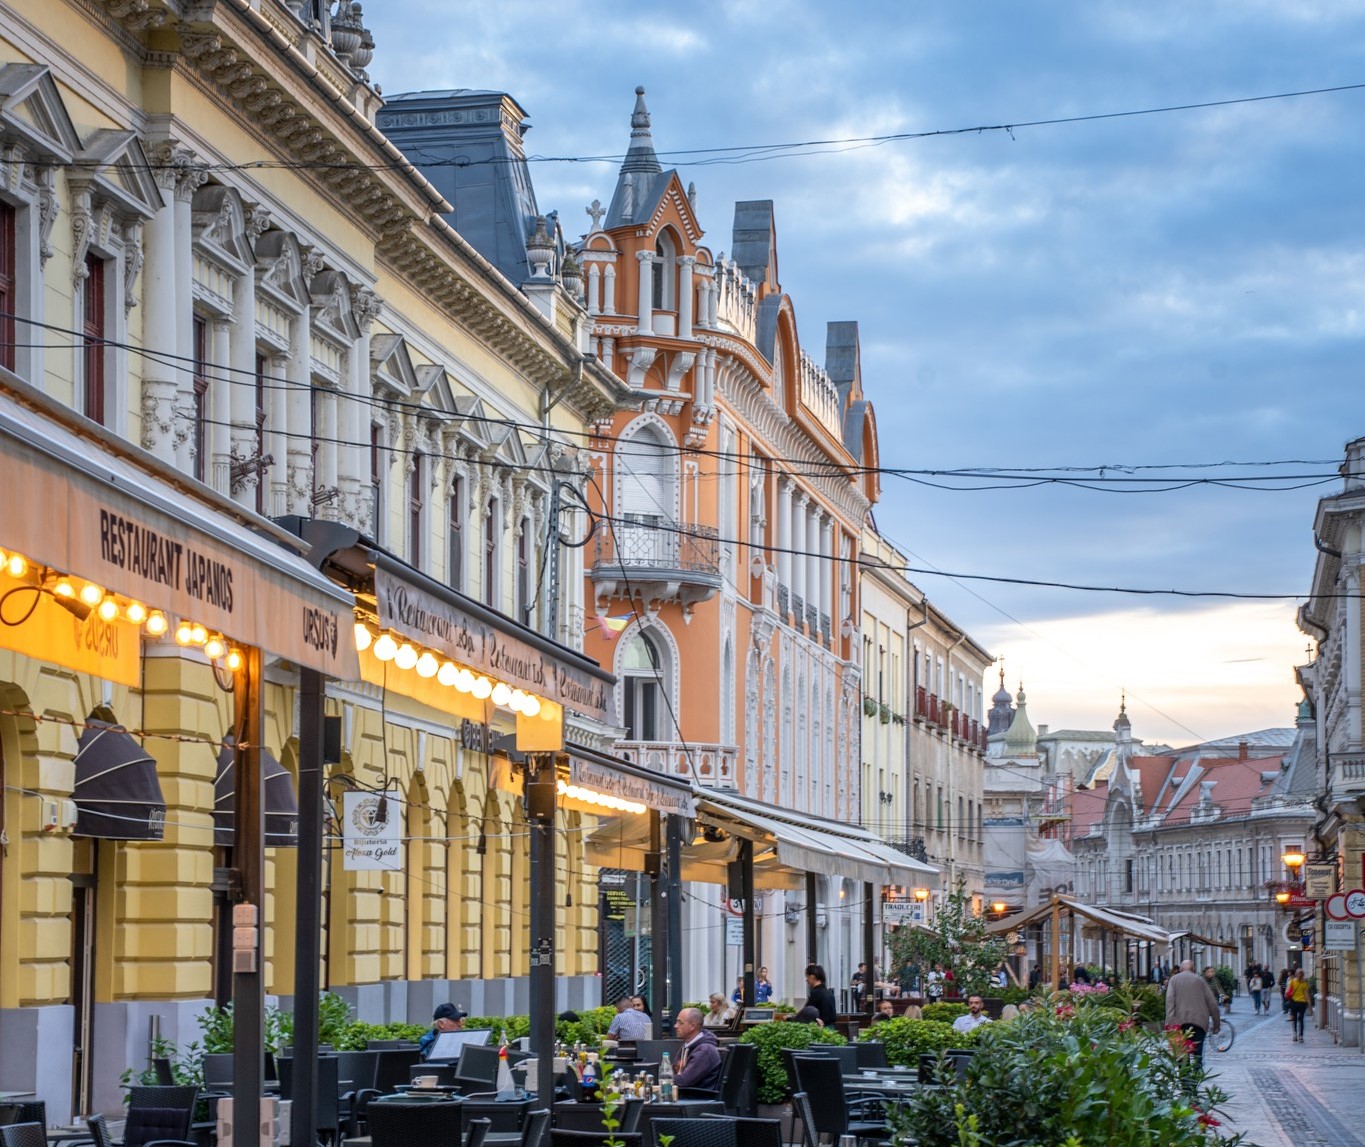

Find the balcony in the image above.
[
  {"left": 590, "top": 519, "right": 723, "bottom": 611},
  {"left": 614, "top": 740, "right": 738, "bottom": 788}
]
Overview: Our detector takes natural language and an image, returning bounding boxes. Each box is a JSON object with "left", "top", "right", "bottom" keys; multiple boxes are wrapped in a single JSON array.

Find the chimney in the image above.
[
  {"left": 1238, "top": 740, "right": 1248, "bottom": 760},
  {"left": 1037, "top": 724, "right": 1048, "bottom": 736}
]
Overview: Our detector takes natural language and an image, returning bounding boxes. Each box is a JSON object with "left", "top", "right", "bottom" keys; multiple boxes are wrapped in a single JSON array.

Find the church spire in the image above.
[
  {"left": 620, "top": 85, "right": 661, "bottom": 177},
  {"left": 606, "top": 86, "right": 664, "bottom": 228}
]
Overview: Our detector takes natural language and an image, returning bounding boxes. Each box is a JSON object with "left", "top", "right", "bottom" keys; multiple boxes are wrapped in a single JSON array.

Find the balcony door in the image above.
[
  {"left": 621, "top": 630, "right": 664, "bottom": 742},
  {"left": 616, "top": 422, "right": 676, "bottom": 566}
]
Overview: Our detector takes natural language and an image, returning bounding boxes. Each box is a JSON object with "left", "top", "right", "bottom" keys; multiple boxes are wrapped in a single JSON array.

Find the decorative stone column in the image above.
[
  {"left": 805, "top": 506, "right": 820, "bottom": 631},
  {"left": 587, "top": 263, "right": 600, "bottom": 315},
  {"left": 285, "top": 311, "right": 312, "bottom": 516},
  {"left": 172, "top": 160, "right": 206, "bottom": 473},
  {"left": 140, "top": 162, "right": 178, "bottom": 463},
  {"left": 792, "top": 491, "right": 809, "bottom": 622},
  {"left": 347, "top": 288, "right": 381, "bottom": 527},
  {"left": 636, "top": 250, "right": 655, "bottom": 335},
  {"left": 210, "top": 318, "right": 232, "bottom": 495},
  {"left": 819, "top": 513, "right": 834, "bottom": 638},
  {"left": 776, "top": 476, "right": 792, "bottom": 609},
  {"left": 228, "top": 207, "right": 267, "bottom": 508},
  {"left": 603, "top": 262, "right": 616, "bottom": 316},
  {"left": 266, "top": 352, "right": 289, "bottom": 517},
  {"left": 677, "top": 255, "right": 695, "bottom": 340}
]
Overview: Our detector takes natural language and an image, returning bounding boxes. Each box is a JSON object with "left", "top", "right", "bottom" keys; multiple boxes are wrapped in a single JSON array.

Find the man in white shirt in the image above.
[
  {"left": 606, "top": 995, "right": 652, "bottom": 1040},
  {"left": 952, "top": 995, "right": 992, "bottom": 1035}
]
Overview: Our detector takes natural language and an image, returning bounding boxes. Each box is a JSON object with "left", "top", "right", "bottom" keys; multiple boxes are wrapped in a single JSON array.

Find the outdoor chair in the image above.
[
  {"left": 649, "top": 1117, "right": 736, "bottom": 1147},
  {"left": 277, "top": 1055, "right": 340, "bottom": 1143},
  {"left": 121, "top": 1106, "right": 195, "bottom": 1147},
  {"left": 366, "top": 1099, "right": 463, "bottom": 1147},
  {"left": 64, "top": 1113, "right": 114, "bottom": 1147},
  {"left": 0, "top": 1103, "right": 43, "bottom": 1129},
  {"left": 151, "top": 1058, "right": 176, "bottom": 1086},
  {"left": 855, "top": 1041, "right": 890, "bottom": 1071},
  {"left": 804, "top": 1044, "right": 861, "bottom": 1074},
  {"left": 128, "top": 1085, "right": 198, "bottom": 1114},
  {"left": 792, "top": 1055, "right": 891, "bottom": 1144},
  {"left": 700, "top": 1113, "right": 783, "bottom": 1147},
  {"left": 461, "top": 1095, "right": 532, "bottom": 1133},
  {"left": 917, "top": 1050, "right": 974, "bottom": 1086},
  {"left": 519, "top": 1109, "right": 551, "bottom": 1147},
  {"left": 0, "top": 1125, "right": 44, "bottom": 1147},
  {"left": 465, "top": 1117, "right": 492, "bottom": 1147},
  {"left": 718, "top": 1042, "right": 756, "bottom": 1115},
  {"left": 631, "top": 1040, "right": 682, "bottom": 1066},
  {"left": 202, "top": 1054, "right": 234, "bottom": 1093},
  {"left": 373, "top": 1047, "right": 422, "bottom": 1093},
  {"left": 336, "top": 1049, "right": 381, "bottom": 1136},
  {"left": 549, "top": 1132, "right": 643, "bottom": 1147}
]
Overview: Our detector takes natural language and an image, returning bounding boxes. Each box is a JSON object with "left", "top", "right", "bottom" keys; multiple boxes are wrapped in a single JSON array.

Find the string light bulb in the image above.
[
  {"left": 225, "top": 648, "right": 244, "bottom": 672},
  {"left": 189, "top": 623, "right": 208, "bottom": 645},
  {"left": 175, "top": 621, "right": 195, "bottom": 645},
  {"left": 509, "top": 689, "right": 527, "bottom": 713},
  {"left": 354, "top": 623, "right": 374, "bottom": 652},
  {"left": 372, "top": 633, "right": 398, "bottom": 661},
  {"left": 491, "top": 682, "right": 512, "bottom": 708},
  {"left": 145, "top": 611, "right": 168, "bottom": 636},
  {"left": 125, "top": 601, "right": 147, "bottom": 624},
  {"left": 79, "top": 582, "right": 103, "bottom": 606},
  {"left": 5, "top": 553, "right": 27, "bottom": 578},
  {"left": 521, "top": 695, "right": 542, "bottom": 718},
  {"left": 204, "top": 635, "right": 226, "bottom": 660},
  {"left": 437, "top": 661, "right": 458, "bottom": 687},
  {"left": 53, "top": 577, "right": 76, "bottom": 599},
  {"left": 471, "top": 675, "right": 493, "bottom": 700},
  {"left": 97, "top": 596, "right": 119, "bottom": 622},
  {"left": 415, "top": 651, "right": 438, "bottom": 678},
  {"left": 394, "top": 643, "right": 418, "bottom": 670},
  {"left": 454, "top": 669, "right": 475, "bottom": 693}
]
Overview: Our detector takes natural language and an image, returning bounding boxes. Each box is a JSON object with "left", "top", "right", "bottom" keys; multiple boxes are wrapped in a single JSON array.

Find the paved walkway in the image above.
[{"left": 1205, "top": 1003, "right": 1364, "bottom": 1146}]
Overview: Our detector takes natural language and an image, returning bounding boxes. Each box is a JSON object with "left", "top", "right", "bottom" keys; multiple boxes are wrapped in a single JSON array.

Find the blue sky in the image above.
[{"left": 365, "top": 1, "right": 1365, "bottom": 744}]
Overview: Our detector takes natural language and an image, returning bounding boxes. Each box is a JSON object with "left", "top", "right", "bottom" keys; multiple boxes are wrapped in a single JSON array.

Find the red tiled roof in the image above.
[
  {"left": 1070, "top": 782, "right": 1110, "bottom": 836},
  {"left": 1160, "top": 754, "right": 1284, "bottom": 825}
]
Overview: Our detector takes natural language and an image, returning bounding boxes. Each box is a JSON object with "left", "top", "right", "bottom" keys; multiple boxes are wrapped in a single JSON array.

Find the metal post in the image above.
[
  {"left": 1049, "top": 897, "right": 1061, "bottom": 990},
  {"left": 231, "top": 646, "right": 265, "bottom": 1147},
  {"left": 806, "top": 872, "right": 818, "bottom": 968},
  {"left": 863, "top": 881, "right": 876, "bottom": 1016},
  {"left": 740, "top": 840, "right": 756, "bottom": 1008},
  {"left": 647, "top": 811, "right": 666, "bottom": 1036},
  {"left": 666, "top": 814, "right": 684, "bottom": 1025},
  {"left": 291, "top": 668, "right": 325, "bottom": 1147},
  {"left": 526, "top": 754, "right": 558, "bottom": 1106}
]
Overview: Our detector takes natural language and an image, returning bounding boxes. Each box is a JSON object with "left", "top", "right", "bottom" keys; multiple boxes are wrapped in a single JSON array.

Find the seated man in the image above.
[
  {"left": 871, "top": 999, "right": 896, "bottom": 1023},
  {"left": 607, "top": 995, "right": 652, "bottom": 1040},
  {"left": 672, "top": 1007, "right": 723, "bottom": 1092},
  {"left": 418, "top": 1002, "right": 467, "bottom": 1060},
  {"left": 951, "top": 996, "right": 992, "bottom": 1035}
]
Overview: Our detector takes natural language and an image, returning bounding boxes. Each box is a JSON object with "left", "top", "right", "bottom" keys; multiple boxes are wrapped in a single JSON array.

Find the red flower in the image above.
[{"left": 1197, "top": 1113, "right": 1221, "bottom": 1128}]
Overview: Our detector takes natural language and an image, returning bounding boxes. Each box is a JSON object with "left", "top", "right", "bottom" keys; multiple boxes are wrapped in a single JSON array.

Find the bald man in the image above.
[
  {"left": 1164, "top": 958, "right": 1221, "bottom": 1066},
  {"left": 672, "top": 1006, "right": 723, "bottom": 1092}
]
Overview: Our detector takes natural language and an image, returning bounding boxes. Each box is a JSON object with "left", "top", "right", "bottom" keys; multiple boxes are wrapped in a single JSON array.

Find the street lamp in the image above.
[
  {"left": 1275, "top": 889, "right": 1292, "bottom": 906},
  {"left": 1282, "top": 848, "right": 1305, "bottom": 873},
  {"left": 991, "top": 900, "right": 1008, "bottom": 915},
  {"left": 913, "top": 887, "right": 930, "bottom": 902}
]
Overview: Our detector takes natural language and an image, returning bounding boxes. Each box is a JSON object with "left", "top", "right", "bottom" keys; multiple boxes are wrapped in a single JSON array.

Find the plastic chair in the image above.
[
  {"left": 792, "top": 1055, "right": 891, "bottom": 1143},
  {"left": 648, "top": 1117, "right": 736, "bottom": 1147},
  {"left": 366, "top": 1100, "right": 463, "bottom": 1147},
  {"left": 0, "top": 1125, "right": 44, "bottom": 1147}
]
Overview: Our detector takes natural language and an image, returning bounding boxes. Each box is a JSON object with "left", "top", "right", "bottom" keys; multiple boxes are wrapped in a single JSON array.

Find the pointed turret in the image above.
[
  {"left": 987, "top": 664, "right": 1015, "bottom": 736},
  {"left": 606, "top": 86, "right": 664, "bottom": 227},
  {"left": 1113, "top": 691, "right": 1132, "bottom": 744},
  {"left": 1002, "top": 683, "right": 1037, "bottom": 757}
]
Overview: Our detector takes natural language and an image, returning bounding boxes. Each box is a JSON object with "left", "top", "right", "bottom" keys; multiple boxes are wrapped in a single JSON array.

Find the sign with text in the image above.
[
  {"left": 0, "top": 569, "right": 140, "bottom": 685},
  {"left": 569, "top": 754, "right": 695, "bottom": 816},
  {"left": 342, "top": 789, "right": 402, "bottom": 871},
  {"left": 1324, "top": 920, "right": 1357, "bottom": 951},
  {"left": 726, "top": 915, "right": 745, "bottom": 945},
  {"left": 375, "top": 567, "right": 610, "bottom": 719},
  {"left": 883, "top": 900, "right": 923, "bottom": 926},
  {"left": 1304, "top": 864, "right": 1336, "bottom": 900}
]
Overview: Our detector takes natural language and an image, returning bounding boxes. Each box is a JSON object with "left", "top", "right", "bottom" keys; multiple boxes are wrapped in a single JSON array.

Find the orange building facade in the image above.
[{"left": 580, "top": 90, "right": 884, "bottom": 1001}]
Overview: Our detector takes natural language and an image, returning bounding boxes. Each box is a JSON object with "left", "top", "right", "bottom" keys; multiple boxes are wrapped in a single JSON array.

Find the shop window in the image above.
[{"left": 81, "top": 255, "right": 107, "bottom": 425}]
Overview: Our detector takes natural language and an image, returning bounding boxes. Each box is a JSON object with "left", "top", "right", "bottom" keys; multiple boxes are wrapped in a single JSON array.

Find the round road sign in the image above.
[
  {"left": 1325, "top": 893, "right": 1348, "bottom": 921},
  {"left": 1345, "top": 889, "right": 1365, "bottom": 919}
]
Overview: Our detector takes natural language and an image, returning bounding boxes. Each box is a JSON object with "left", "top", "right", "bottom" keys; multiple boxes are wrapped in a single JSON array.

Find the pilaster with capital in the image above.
[
  {"left": 171, "top": 157, "right": 208, "bottom": 472},
  {"left": 138, "top": 149, "right": 180, "bottom": 460},
  {"left": 210, "top": 318, "right": 232, "bottom": 495},
  {"left": 635, "top": 250, "right": 655, "bottom": 335},
  {"left": 791, "top": 490, "right": 810, "bottom": 617},
  {"left": 776, "top": 476, "right": 793, "bottom": 599},
  {"left": 677, "top": 255, "right": 696, "bottom": 340}
]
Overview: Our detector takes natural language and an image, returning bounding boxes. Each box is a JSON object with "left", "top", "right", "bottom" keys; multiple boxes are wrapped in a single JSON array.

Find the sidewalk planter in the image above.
[{"left": 755, "top": 1102, "right": 795, "bottom": 1143}]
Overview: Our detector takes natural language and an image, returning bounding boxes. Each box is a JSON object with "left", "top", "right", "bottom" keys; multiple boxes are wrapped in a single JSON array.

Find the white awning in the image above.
[
  {"left": 0, "top": 375, "right": 357, "bottom": 677},
  {"left": 988, "top": 895, "right": 1172, "bottom": 947}
]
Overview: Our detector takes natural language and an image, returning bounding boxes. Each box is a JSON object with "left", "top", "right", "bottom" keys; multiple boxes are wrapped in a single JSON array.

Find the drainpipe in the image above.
[{"left": 905, "top": 599, "right": 929, "bottom": 856}]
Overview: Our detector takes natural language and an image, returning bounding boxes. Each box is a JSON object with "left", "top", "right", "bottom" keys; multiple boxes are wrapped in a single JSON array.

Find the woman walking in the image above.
[
  {"left": 1248, "top": 968, "right": 1264, "bottom": 1015},
  {"left": 1286, "top": 967, "right": 1310, "bottom": 1042}
]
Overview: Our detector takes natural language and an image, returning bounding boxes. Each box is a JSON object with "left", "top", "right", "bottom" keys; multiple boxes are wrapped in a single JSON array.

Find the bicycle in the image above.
[{"left": 1211, "top": 1020, "right": 1235, "bottom": 1053}]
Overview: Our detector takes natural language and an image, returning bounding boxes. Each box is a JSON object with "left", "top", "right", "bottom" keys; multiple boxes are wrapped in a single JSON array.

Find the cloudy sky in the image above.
[{"left": 365, "top": 1, "right": 1364, "bottom": 745}]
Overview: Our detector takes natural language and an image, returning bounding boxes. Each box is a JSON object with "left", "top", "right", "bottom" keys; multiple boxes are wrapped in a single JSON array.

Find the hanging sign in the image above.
[
  {"left": 341, "top": 789, "right": 402, "bottom": 871},
  {"left": 1303, "top": 864, "right": 1336, "bottom": 900}
]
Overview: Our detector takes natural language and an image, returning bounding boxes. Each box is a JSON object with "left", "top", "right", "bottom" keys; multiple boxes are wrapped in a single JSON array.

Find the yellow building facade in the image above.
[{"left": 0, "top": 0, "right": 627, "bottom": 1121}]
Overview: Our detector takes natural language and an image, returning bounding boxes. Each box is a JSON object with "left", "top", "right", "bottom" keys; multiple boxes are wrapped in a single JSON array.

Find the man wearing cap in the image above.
[{"left": 419, "top": 1002, "right": 467, "bottom": 1060}]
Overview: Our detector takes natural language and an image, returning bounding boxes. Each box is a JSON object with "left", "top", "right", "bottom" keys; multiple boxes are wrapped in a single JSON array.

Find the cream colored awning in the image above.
[{"left": 988, "top": 895, "right": 1172, "bottom": 947}]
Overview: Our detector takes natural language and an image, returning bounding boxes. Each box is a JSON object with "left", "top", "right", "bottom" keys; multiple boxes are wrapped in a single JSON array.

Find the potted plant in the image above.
[{"left": 740, "top": 1020, "right": 846, "bottom": 1139}]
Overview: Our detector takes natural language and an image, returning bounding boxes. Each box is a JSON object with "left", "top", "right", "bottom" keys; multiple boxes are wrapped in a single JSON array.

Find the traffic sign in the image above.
[
  {"left": 726, "top": 897, "right": 746, "bottom": 917},
  {"left": 1325, "top": 893, "right": 1348, "bottom": 921},
  {"left": 1344, "top": 889, "right": 1365, "bottom": 919}
]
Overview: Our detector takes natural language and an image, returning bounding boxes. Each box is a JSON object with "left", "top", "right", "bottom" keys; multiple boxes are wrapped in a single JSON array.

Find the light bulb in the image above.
[
  {"left": 53, "top": 577, "right": 76, "bottom": 598},
  {"left": 79, "top": 582, "right": 103, "bottom": 606},
  {"left": 437, "top": 662, "right": 458, "bottom": 687},
  {"left": 471, "top": 676, "right": 493, "bottom": 700},
  {"left": 372, "top": 633, "right": 398, "bottom": 661},
  {"left": 204, "top": 635, "right": 226, "bottom": 660},
  {"left": 225, "top": 648, "right": 244, "bottom": 672},
  {"left": 454, "top": 668, "right": 475, "bottom": 693},
  {"left": 145, "top": 611, "right": 168, "bottom": 636},
  {"left": 175, "top": 621, "right": 195, "bottom": 645},
  {"left": 189, "top": 623, "right": 208, "bottom": 645},
  {"left": 415, "top": 652, "right": 438, "bottom": 678},
  {"left": 354, "top": 623, "right": 373, "bottom": 652},
  {"left": 125, "top": 601, "right": 147, "bottom": 624},
  {"left": 394, "top": 643, "right": 418, "bottom": 670},
  {"left": 522, "top": 695, "right": 542, "bottom": 718},
  {"left": 97, "top": 596, "right": 119, "bottom": 622},
  {"left": 508, "top": 689, "right": 527, "bottom": 713},
  {"left": 491, "top": 682, "right": 513, "bottom": 708},
  {"left": 6, "top": 553, "right": 26, "bottom": 578}
]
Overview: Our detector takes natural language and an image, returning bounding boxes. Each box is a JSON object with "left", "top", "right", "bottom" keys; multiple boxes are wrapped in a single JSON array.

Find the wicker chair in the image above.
[
  {"left": 548, "top": 1132, "right": 643, "bottom": 1147},
  {"left": 792, "top": 1056, "right": 892, "bottom": 1144},
  {"left": 699, "top": 1113, "right": 782, "bottom": 1147},
  {"left": 0, "top": 1125, "right": 46, "bottom": 1147},
  {"left": 366, "top": 1100, "right": 464, "bottom": 1147},
  {"left": 519, "top": 1109, "right": 551, "bottom": 1147},
  {"left": 121, "top": 1107, "right": 196, "bottom": 1147},
  {"left": 648, "top": 1117, "right": 736, "bottom": 1147},
  {"left": 465, "top": 1117, "right": 492, "bottom": 1147}
]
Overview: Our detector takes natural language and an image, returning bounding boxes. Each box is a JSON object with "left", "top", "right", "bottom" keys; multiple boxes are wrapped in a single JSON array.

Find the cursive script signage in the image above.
[
  {"left": 570, "top": 754, "right": 696, "bottom": 817},
  {"left": 342, "top": 790, "right": 402, "bottom": 872},
  {"left": 375, "top": 567, "right": 610, "bottom": 720}
]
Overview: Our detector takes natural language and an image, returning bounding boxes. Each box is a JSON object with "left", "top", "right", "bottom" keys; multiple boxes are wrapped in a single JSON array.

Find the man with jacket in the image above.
[
  {"left": 672, "top": 1007, "right": 723, "bottom": 1092},
  {"left": 1164, "top": 959, "right": 1221, "bottom": 1066}
]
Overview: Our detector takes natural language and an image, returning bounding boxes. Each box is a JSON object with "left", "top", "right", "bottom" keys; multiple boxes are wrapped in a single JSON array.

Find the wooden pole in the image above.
[{"left": 1049, "top": 897, "right": 1061, "bottom": 990}]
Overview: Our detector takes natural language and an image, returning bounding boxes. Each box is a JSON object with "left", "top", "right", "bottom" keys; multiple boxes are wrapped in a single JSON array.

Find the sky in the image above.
[{"left": 364, "top": 1, "right": 1365, "bottom": 746}]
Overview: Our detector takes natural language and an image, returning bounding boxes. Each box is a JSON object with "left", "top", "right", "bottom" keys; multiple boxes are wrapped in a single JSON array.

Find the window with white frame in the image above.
[
  {"left": 483, "top": 495, "right": 501, "bottom": 608},
  {"left": 448, "top": 474, "right": 464, "bottom": 591},
  {"left": 408, "top": 451, "right": 425, "bottom": 569}
]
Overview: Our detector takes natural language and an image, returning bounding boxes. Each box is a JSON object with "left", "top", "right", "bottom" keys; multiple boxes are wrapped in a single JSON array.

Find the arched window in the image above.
[
  {"left": 617, "top": 421, "right": 677, "bottom": 527},
  {"left": 621, "top": 630, "right": 664, "bottom": 742},
  {"left": 652, "top": 230, "right": 676, "bottom": 311}
]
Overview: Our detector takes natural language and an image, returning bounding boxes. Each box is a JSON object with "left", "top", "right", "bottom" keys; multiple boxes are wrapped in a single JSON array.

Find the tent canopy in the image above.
[
  {"left": 987, "top": 895, "right": 1172, "bottom": 947},
  {"left": 73, "top": 720, "right": 165, "bottom": 841}
]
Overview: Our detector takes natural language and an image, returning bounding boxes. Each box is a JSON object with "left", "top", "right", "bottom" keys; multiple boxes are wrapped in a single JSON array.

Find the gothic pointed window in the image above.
[{"left": 652, "top": 230, "right": 676, "bottom": 311}]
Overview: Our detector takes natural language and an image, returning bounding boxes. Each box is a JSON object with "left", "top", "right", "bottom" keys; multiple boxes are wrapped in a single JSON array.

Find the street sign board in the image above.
[
  {"left": 1285, "top": 893, "right": 1316, "bottom": 909},
  {"left": 883, "top": 901, "right": 924, "bottom": 926},
  {"left": 1324, "top": 920, "right": 1357, "bottom": 951},
  {"left": 1304, "top": 864, "right": 1336, "bottom": 899},
  {"left": 1326, "top": 893, "right": 1349, "bottom": 921},
  {"left": 726, "top": 915, "right": 744, "bottom": 945},
  {"left": 1344, "top": 889, "right": 1365, "bottom": 919}
]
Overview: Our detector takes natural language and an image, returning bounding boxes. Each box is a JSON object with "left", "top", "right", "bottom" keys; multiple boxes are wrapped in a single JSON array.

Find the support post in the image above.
[
  {"left": 863, "top": 881, "right": 876, "bottom": 1016},
  {"left": 526, "top": 754, "right": 558, "bottom": 1107},
  {"left": 290, "top": 669, "right": 325, "bottom": 1147},
  {"left": 740, "top": 840, "right": 756, "bottom": 1007},
  {"left": 232, "top": 647, "right": 265, "bottom": 1147},
  {"left": 666, "top": 814, "right": 684, "bottom": 1026},
  {"left": 647, "top": 811, "right": 666, "bottom": 1036},
  {"left": 806, "top": 872, "right": 818, "bottom": 968},
  {"left": 1049, "top": 896, "right": 1061, "bottom": 991}
]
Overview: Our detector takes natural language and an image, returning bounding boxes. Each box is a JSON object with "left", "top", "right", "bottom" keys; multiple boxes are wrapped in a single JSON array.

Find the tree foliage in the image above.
[{"left": 888, "top": 884, "right": 1007, "bottom": 997}]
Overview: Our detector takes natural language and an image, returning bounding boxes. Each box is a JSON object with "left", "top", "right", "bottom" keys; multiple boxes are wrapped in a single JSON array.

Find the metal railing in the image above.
[{"left": 592, "top": 520, "right": 721, "bottom": 576}]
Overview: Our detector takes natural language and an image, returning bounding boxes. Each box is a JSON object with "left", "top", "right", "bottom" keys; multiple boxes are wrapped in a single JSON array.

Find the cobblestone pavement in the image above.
[{"left": 1205, "top": 1003, "right": 1364, "bottom": 1146}]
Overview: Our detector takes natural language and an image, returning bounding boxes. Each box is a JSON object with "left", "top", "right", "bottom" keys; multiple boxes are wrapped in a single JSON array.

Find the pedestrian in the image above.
[
  {"left": 803, "top": 963, "right": 838, "bottom": 1026},
  {"left": 1248, "top": 969, "right": 1264, "bottom": 1015},
  {"left": 1164, "top": 958, "right": 1221, "bottom": 1069},
  {"left": 926, "top": 962, "right": 946, "bottom": 1002},
  {"left": 850, "top": 962, "right": 869, "bottom": 1008},
  {"left": 1278, "top": 967, "right": 1291, "bottom": 1016},
  {"left": 1286, "top": 967, "right": 1310, "bottom": 1042},
  {"left": 418, "top": 1002, "right": 467, "bottom": 1060},
  {"left": 755, "top": 966, "right": 774, "bottom": 1004},
  {"left": 898, "top": 956, "right": 921, "bottom": 996}
]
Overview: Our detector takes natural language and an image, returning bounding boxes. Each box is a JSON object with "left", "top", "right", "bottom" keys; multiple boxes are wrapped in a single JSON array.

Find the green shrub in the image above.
[
  {"left": 894, "top": 1003, "right": 1242, "bottom": 1146},
  {"left": 859, "top": 1018, "right": 963, "bottom": 1065},
  {"left": 996, "top": 986, "right": 1031, "bottom": 1005},
  {"left": 920, "top": 1002, "right": 968, "bottom": 1025},
  {"left": 1214, "top": 966, "right": 1238, "bottom": 1001},
  {"left": 739, "top": 1021, "right": 846, "bottom": 1104},
  {"left": 336, "top": 1021, "right": 428, "bottom": 1049}
]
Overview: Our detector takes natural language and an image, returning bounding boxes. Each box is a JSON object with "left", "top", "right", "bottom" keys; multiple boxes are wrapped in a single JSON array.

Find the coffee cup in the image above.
[{"left": 415, "top": 1075, "right": 440, "bottom": 1089}]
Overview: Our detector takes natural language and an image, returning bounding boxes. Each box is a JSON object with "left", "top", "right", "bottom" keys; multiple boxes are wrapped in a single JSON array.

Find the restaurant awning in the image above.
[
  {"left": 214, "top": 737, "right": 300, "bottom": 848},
  {"left": 0, "top": 374, "right": 357, "bottom": 678},
  {"left": 72, "top": 720, "right": 166, "bottom": 841},
  {"left": 987, "top": 895, "right": 1173, "bottom": 947},
  {"left": 1168, "top": 930, "right": 1238, "bottom": 952}
]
